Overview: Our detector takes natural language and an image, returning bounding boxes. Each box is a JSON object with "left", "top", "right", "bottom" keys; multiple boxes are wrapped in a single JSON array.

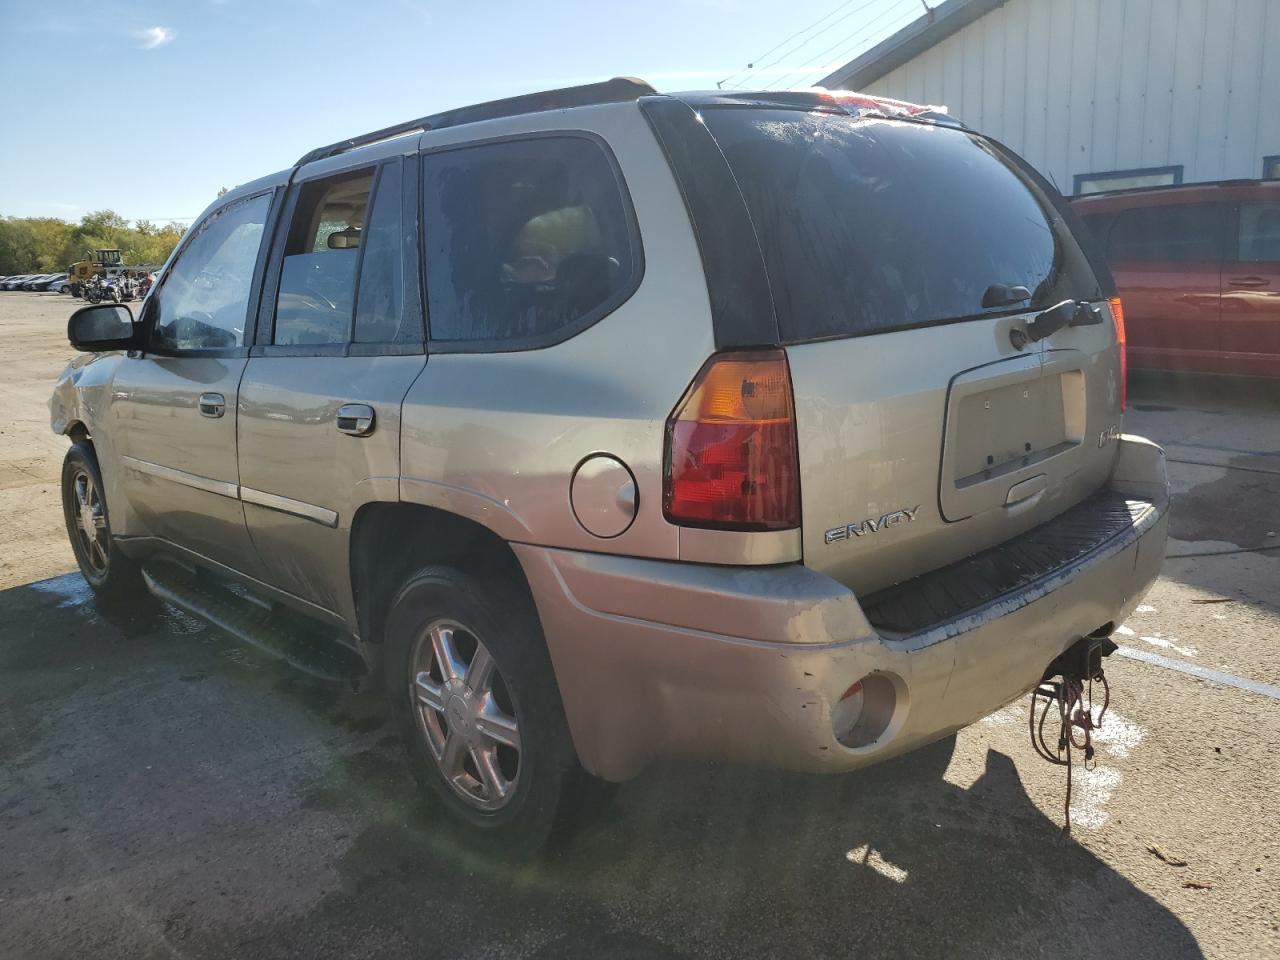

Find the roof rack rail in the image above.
[{"left": 295, "top": 76, "right": 657, "bottom": 167}]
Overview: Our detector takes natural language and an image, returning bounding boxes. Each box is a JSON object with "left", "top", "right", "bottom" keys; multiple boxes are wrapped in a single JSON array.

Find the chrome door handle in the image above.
[
  {"left": 336, "top": 403, "right": 375, "bottom": 437},
  {"left": 198, "top": 393, "right": 225, "bottom": 418},
  {"left": 1228, "top": 276, "right": 1270, "bottom": 288}
]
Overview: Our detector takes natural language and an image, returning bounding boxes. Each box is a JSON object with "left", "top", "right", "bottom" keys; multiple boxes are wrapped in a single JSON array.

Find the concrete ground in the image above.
[{"left": 1, "top": 292, "right": 1277, "bottom": 959}]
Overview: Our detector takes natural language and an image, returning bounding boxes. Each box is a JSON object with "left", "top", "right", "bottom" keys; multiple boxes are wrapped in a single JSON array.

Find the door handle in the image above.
[
  {"left": 198, "top": 393, "right": 225, "bottom": 418},
  {"left": 1227, "top": 276, "right": 1270, "bottom": 288},
  {"left": 336, "top": 403, "right": 375, "bottom": 437}
]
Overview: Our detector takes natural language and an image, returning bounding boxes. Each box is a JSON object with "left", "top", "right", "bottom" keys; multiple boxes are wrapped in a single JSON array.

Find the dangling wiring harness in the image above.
[{"left": 1028, "top": 636, "right": 1117, "bottom": 834}]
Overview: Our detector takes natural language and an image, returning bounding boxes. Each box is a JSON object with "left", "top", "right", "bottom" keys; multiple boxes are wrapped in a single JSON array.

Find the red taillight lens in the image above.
[
  {"left": 664, "top": 350, "right": 800, "bottom": 531},
  {"left": 1109, "top": 296, "right": 1127, "bottom": 412}
]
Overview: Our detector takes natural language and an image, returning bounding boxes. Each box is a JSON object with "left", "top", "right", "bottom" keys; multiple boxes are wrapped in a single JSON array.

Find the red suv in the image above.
[{"left": 1072, "top": 180, "right": 1280, "bottom": 377}]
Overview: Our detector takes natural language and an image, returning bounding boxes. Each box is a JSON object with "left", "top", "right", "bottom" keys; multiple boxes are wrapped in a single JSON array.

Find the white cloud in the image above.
[{"left": 137, "top": 26, "right": 174, "bottom": 50}]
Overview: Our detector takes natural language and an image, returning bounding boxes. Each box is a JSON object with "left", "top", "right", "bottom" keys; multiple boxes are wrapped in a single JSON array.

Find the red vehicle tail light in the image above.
[
  {"left": 1109, "top": 296, "right": 1127, "bottom": 412},
  {"left": 663, "top": 350, "right": 800, "bottom": 531}
]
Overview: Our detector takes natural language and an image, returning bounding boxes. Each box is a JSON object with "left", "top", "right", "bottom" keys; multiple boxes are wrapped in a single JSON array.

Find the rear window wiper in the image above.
[
  {"left": 1010, "top": 299, "right": 1105, "bottom": 348},
  {"left": 981, "top": 283, "right": 1032, "bottom": 308}
]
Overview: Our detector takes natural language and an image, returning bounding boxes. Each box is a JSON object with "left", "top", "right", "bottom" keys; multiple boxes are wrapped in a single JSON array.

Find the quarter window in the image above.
[
  {"left": 421, "top": 136, "right": 637, "bottom": 346},
  {"left": 1237, "top": 202, "right": 1280, "bottom": 262},
  {"left": 354, "top": 161, "right": 413, "bottom": 343},
  {"left": 151, "top": 193, "right": 270, "bottom": 351},
  {"left": 1106, "top": 203, "right": 1227, "bottom": 263}
]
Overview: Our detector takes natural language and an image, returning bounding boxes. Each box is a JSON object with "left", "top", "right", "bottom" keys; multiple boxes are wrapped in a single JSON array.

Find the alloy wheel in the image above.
[
  {"left": 71, "top": 468, "right": 109, "bottom": 577},
  {"left": 411, "top": 619, "right": 522, "bottom": 811}
]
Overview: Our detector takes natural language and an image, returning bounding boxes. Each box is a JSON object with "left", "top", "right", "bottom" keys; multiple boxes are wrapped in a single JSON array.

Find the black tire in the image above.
[
  {"left": 384, "top": 565, "right": 593, "bottom": 855},
  {"left": 61, "top": 442, "right": 149, "bottom": 605}
]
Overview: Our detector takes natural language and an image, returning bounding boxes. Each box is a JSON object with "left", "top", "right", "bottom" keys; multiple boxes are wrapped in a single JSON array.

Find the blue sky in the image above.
[{"left": 0, "top": 0, "right": 918, "bottom": 224}]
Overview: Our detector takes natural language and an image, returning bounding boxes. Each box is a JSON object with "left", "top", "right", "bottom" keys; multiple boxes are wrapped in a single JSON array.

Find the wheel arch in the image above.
[
  {"left": 349, "top": 501, "right": 535, "bottom": 658},
  {"left": 64, "top": 420, "right": 91, "bottom": 444}
]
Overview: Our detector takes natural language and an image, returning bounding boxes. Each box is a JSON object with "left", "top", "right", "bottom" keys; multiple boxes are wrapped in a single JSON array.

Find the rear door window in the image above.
[
  {"left": 420, "top": 135, "right": 639, "bottom": 348},
  {"left": 1106, "top": 203, "right": 1227, "bottom": 263},
  {"left": 274, "top": 169, "right": 374, "bottom": 345},
  {"left": 1237, "top": 201, "right": 1280, "bottom": 262},
  {"left": 701, "top": 109, "right": 1094, "bottom": 341}
]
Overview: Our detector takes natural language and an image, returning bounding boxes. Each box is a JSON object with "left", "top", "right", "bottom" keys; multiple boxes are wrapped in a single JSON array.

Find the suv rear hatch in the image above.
[{"left": 698, "top": 104, "right": 1123, "bottom": 596}]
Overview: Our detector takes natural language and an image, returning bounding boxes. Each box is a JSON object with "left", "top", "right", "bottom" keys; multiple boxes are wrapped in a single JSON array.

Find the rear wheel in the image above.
[
  {"left": 385, "top": 565, "right": 601, "bottom": 853},
  {"left": 61, "top": 443, "right": 148, "bottom": 604}
]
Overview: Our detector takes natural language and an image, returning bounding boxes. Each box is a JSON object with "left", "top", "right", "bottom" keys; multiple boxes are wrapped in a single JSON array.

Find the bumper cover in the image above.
[{"left": 516, "top": 436, "right": 1169, "bottom": 781}]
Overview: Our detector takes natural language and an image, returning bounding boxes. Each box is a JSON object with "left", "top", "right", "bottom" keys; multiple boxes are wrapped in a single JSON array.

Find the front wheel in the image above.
[
  {"left": 385, "top": 565, "right": 594, "bottom": 854},
  {"left": 61, "top": 443, "right": 149, "bottom": 605}
]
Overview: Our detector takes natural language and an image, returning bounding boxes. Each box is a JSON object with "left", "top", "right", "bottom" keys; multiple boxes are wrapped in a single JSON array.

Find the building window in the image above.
[
  {"left": 1263, "top": 156, "right": 1280, "bottom": 180},
  {"left": 1073, "top": 165, "right": 1183, "bottom": 196}
]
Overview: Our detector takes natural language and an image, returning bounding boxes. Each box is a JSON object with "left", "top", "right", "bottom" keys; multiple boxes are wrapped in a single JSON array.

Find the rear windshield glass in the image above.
[{"left": 702, "top": 109, "right": 1099, "bottom": 341}]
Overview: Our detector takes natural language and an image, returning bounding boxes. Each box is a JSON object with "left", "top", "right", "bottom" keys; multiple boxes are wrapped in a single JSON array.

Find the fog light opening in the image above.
[{"left": 833, "top": 673, "right": 897, "bottom": 748}]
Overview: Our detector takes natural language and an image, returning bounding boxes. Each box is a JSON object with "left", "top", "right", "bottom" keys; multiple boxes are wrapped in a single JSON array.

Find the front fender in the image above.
[{"left": 49, "top": 351, "right": 123, "bottom": 437}]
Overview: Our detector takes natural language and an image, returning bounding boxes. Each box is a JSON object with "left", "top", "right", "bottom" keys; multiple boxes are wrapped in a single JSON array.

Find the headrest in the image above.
[{"left": 327, "top": 228, "right": 361, "bottom": 249}]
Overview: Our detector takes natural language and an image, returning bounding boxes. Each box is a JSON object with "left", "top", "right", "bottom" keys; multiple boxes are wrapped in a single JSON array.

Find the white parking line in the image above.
[{"left": 1115, "top": 646, "right": 1280, "bottom": 701}]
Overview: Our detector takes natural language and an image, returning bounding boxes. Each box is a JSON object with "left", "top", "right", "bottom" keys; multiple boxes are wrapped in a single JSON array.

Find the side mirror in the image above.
[{"left": 68, "top": 303, "right": 138, "bottom": 352}]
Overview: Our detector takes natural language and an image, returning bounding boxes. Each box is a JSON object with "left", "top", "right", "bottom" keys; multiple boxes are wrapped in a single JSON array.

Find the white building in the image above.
[{"left": 819, "top": 0, "right": 1280, "bottom": 194}]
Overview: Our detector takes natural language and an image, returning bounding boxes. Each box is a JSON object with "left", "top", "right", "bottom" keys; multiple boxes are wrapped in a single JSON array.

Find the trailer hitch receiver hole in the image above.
[{"left": 833, "top": 673, "right": 898, "bottom": 748}]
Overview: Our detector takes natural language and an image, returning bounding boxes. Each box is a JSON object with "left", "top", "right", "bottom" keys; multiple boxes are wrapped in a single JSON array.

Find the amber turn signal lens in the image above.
[{"left": 1109, "top": 296, "right": 1127, "bottom": 412}]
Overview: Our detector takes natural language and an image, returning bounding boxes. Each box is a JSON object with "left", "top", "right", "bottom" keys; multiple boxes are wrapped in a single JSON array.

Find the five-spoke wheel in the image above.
[
  {"left": 69, "top": 466, "right": 109, "bottom": 577},
  {"left": 387, "top": 564, "right": 602, "bottom": 852},
  {"left": 61, "top": 442, "right": 148, "bottom": 601},
  {"left": 411, "top": 620, "right": 522, "bottom": 811}
]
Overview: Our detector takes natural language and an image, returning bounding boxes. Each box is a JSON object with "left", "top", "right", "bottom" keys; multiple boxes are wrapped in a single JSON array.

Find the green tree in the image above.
[{"left": 0, "top": 209, "right": 186, "bottom": 274}]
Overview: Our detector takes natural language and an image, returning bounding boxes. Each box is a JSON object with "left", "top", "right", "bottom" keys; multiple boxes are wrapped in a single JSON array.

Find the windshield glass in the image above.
[{"left": 702, "top": 108, "right": 1098, "bottom": 341}]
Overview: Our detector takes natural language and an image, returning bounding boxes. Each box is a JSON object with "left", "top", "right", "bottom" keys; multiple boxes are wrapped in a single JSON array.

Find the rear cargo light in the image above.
[
  {"left": 1109, "top": 296, "right": 1127, "bottom": 412},
  {"left": 663, "top": 350, "right": 800, "bottom": 531}
]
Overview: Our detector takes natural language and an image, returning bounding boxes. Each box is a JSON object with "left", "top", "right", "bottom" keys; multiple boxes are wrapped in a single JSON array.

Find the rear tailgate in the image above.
[{"left": 702, "top": 107, "right": 1122, "bottom": 596}]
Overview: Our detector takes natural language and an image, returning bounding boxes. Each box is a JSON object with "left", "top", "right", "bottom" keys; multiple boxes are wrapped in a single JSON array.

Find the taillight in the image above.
[
  {"left": 1109, "top": 296, "right": 1127, "bottom": 412},
  {"left": 663, "top": 350, "right": 800, "bottom": 531}
]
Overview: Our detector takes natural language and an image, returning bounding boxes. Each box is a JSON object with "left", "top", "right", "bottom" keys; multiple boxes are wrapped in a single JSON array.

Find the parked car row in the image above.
[{"left": 0, "top": 272, "right": 71, "bottom": 292}]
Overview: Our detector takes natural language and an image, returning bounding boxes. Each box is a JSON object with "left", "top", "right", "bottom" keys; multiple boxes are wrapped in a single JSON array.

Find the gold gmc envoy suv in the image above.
[{"left": 51, "top": 79, "right": 1169, "bottom": 847}]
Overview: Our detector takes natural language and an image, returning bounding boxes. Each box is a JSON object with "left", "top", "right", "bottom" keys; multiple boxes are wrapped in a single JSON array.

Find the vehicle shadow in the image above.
[
  {"left": 1, "top": 575, "right": 1205, "bottom": 960},
  {"left": 286, "top": 729, "right": 1205, "bottom": 960}
]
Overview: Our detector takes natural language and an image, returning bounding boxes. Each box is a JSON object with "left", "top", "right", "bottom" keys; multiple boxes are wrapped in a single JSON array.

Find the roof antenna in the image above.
[{"left": 919, "top": 0, "right": 935, "bottom": 20}]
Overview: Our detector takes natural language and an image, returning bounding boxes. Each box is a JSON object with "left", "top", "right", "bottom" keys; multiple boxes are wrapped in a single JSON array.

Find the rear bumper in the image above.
[{"left": 515, "top": 435, "right": 1169, "bottom": 781}]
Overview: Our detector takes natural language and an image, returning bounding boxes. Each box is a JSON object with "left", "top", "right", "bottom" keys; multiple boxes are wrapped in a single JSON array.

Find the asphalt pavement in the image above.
[{"left": 1, "top": 293, "right": 1277, "bottom": 959}]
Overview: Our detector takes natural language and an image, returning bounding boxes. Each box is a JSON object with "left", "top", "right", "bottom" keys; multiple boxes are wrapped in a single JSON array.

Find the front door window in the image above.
[{"left": 151, "top": 193, "right": 271, "bottom": 351}]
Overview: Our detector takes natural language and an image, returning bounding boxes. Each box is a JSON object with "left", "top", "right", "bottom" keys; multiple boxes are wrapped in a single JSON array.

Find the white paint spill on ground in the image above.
[
  {"left": 1091, "top": 708, "right": 1145, "bottom": 759},
  {"left": 846, "top": 845, "right": 908, "bottom": 883},
  {"left": 982, "top": 697, "right": 1146, "bottom": 830},
  {"left": 1069, "top": 765, "right": 1123, "bottom": 829},
  {"left": 1138, "top": 633, "right": 1198, "bottom": 658},
  {"left": 1115, "top": 624, "right": 1136, "bottom": 636},
  {"left": 1136, "top": 604, "right": 1158, "bottom": 614},
  {"left": 981, "top": 702, "right": 1025, "bottom": 727}
]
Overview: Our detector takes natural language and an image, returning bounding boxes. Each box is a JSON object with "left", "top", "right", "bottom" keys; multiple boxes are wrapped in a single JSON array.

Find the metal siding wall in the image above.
[
  {"left": 981, "top": 5, "right": 1006, "bottom": 142},
  {"left": 1226, "top": 0, "right": 1267, "bottom": 176},
  {"left": 1092, "top": 0, "right": 1126, "bottom": 174},
  {"left": 1022, "top": 0, "right": 1052, "bottom": 173},
  {"left": 1261, "top": 0, "right": 1280, "bottom": 175},
  {"left": 1200, "top": 3, "right": 1236, "bottom": 180},
  {"left": 1142, "top": 2, "right": 1178, "bottom": 170},
  {"left": 1115, "top": 0, "right": 1154, "bottom": 173},
  {"left": 1044, "top": 0, "right": 1074, "bottom": 187},
  {"left": 857, "top": 0, "right": 1280, "bottom": 191},
  {"left": 1001, "top": 0, "right": 1028, "bottom": 151}
]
